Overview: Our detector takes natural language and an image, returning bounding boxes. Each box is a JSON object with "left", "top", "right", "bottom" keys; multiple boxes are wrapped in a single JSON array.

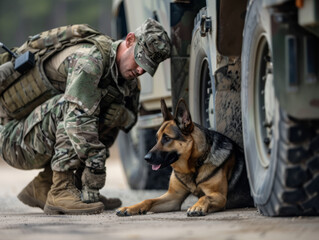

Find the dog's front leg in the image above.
[
  {"left": 187, "top": 192, "right": 226, "bottom": 217},
  {"left": 116, "top": 192, "right": 183, "bottom": 216},
  {"left": 187, "top": 172, "right": 228, "bottom": 217},
  {"left": 116, "top": 173, "right": 189, "bottom": 216}
]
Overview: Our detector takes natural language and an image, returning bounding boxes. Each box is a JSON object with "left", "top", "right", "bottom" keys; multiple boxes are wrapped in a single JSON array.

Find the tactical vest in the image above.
[{"left": 0, "top": 24, "right": 114, "bottom": 120}]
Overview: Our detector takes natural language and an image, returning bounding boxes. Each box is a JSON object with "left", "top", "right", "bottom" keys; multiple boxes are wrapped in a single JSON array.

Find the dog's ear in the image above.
[
  {"left": 161, "top": 98, "right": 174, "bottom": 121},
  {"left": 174, "top": 98, "right": 194, "bottom": 135}
]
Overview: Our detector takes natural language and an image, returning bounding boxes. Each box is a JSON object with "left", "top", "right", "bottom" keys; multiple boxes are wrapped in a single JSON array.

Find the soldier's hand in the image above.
[
  {"left": 81, "top": 186, "right": 100, "bottom": 203},
  {"left": 103, "top": 103, "right": 126, "bottom": 127},
  {"left": 119, "top": 108, "right": 136, "bottom": 132},
  {"left": 81, "top": 167, "right": 106, "bottom": 203},
  {"left": 103, "top": 103, "right": 136, "bottom": 130}
]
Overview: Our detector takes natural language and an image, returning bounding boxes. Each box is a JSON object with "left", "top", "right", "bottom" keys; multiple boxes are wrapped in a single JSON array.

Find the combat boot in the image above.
[
  {"left": 17, "top": 165, "right": 52, "bottom": 210},
  {"left": 44, "top": 170, "right": 104, "bottom": 215}
]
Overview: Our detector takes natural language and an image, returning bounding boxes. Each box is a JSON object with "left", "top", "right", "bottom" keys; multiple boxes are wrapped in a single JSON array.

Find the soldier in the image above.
[{"left": 0, "top": 18, "right": 171, "bottom": 215}]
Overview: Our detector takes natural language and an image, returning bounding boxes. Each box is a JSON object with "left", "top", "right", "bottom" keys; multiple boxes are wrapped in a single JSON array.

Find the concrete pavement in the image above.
[{"left": 0, "top": 144, "right": 318, "bottom": 240}]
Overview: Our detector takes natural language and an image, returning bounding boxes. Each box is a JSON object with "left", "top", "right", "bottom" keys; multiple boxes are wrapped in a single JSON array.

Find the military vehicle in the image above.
[{"left": 112, "top": 0, "right": 319, "bottom": 216}]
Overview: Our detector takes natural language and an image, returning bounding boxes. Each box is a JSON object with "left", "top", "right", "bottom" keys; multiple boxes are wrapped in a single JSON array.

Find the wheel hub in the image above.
[
  {"left": 200, "top": 59, "right": 215, "bottom": 129},
  {"left": 263, "top": 58, "right": 275, "bottom": 150},
  {"left": 255, "top": 35, "right": 274, "bottom": 167}
]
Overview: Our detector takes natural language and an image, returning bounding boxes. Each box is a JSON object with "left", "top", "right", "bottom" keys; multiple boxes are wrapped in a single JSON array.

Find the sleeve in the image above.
[
  {"left": 62, "top": 46, "right": 108, "bottom": 170},
  {"left": 121, "top": 78, "right": 141, "bottom": 133},
  {"left": 63, "top": 102, "right": 107, "bottom": 170},
  {"left": 125, "top": 78, "right": 141, "bottom": 113},
  {"left": 63, "top": 46, "right": 104, "bottom": 115}
]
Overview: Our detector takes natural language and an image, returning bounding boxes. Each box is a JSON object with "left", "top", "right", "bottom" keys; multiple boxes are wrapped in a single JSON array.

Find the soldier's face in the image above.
[{"left": 118, "top": 43, "right": 145, "bottom": 80}]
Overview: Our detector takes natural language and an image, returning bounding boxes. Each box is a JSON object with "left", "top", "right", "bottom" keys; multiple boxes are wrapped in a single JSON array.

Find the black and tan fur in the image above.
[{"left": 117, "top": 99, "right": 253, "bottom": 217}]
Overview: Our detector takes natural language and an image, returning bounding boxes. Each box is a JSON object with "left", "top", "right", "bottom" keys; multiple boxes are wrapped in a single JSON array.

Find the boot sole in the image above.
[
  {"left": 17, "top": 192, "right": 45, "bottom": 210},
  {"left": 43, "top": 203, "right": 104, "bottom": 215}
]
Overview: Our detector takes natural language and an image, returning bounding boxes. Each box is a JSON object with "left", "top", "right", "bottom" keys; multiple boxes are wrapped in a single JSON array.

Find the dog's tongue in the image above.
[{"left": 152, "top": 164, "right": 161, "bottom": 171}]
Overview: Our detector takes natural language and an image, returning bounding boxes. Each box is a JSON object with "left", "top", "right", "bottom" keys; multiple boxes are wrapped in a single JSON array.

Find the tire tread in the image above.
[{"left": 259, "top": 116, "right": 319, "bottom": 216}]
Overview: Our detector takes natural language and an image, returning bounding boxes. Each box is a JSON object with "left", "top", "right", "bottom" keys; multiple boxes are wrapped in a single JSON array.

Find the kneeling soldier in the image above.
[{"left": 0, "top": 19, "right": 171, "bottom": 214}]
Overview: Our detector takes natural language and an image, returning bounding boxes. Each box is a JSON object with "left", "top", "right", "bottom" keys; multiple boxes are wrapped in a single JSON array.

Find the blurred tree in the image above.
[{"left": 0, "top": 0, "right": 113, "bottom": 52}]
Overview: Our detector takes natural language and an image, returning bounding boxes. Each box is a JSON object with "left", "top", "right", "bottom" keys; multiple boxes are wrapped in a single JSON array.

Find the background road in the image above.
[{"left": 0, "top": 143, "right": 318, "bottom": 240}]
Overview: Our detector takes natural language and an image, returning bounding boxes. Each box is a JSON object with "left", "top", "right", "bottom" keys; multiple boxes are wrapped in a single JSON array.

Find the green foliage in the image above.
[
  {"left": 0, "top": 0, "right": 113, "bottom": 51},
  {"left": 22, "top": 0, "right": 52, "bottom": 18}
]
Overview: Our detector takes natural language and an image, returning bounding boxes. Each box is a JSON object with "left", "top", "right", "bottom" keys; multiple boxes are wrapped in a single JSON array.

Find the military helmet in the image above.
[{"left": 134, "top": 18, "right": 171, "bottom": 76}]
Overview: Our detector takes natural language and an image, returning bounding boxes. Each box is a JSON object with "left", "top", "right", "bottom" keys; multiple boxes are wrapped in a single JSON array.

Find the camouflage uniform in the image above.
[
  {"left": 0, "top": 18, "right": 170, "bottom": 175},
  {"left": 0, "top": 42, "right": 139, "bottom": 172}
]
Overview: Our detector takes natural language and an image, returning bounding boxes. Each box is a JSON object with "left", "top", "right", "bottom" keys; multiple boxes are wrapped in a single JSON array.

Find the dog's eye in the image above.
[{"left": 161, "top": 134, "right": 171, "bottom": 144}]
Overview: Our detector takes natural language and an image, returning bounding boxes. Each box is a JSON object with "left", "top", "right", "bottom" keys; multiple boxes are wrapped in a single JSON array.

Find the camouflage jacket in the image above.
[{"left": 24, "top": 41, "right": 140, "bottom": 170}]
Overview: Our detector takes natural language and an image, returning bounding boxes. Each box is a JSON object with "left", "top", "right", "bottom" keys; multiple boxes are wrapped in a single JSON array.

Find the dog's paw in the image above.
[
  {"left": 116, "top": 207, "right": 132, "bottom": 217},
  {"left": 116, "top": 207, "right": 148, "bottom": 217},
  {"left": 187, "top": 206, "right": 207, "bottom": 217}
]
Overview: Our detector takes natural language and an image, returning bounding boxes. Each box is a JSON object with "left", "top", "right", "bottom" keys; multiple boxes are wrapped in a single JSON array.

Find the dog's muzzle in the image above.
[{"left": 144, "top": 151, "right": 180, "bottom": 171}]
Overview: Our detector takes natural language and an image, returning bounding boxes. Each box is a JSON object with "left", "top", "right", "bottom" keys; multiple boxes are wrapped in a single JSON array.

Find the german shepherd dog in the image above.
[{"left": 117, "top": 99, "right": 253, "bottom": 217}]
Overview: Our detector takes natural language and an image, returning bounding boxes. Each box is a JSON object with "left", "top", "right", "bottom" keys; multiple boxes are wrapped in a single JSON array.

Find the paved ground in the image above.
[{"left": 0, "top": 144, "right": 318, "bottom": 240}]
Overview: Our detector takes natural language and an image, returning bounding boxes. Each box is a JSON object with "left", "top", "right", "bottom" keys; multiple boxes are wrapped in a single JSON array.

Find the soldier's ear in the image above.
[
  {"left": 125, "top": 32, "right": 136, "bottom": 48},
  {"left": 160, "top": 98, "right": 174, "bottom": 121},
  {"left": 174, "top": 98, "right": 194, "bottom": 135}
]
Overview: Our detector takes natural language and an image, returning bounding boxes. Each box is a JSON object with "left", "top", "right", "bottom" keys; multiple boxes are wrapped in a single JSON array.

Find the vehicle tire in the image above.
[
  {"left": 242, "top": 0, "right": 319, "bottom": 216},
  {"left": 188, "top": 7, "right": 216, "bottom": 129},
  {"left": 117, "top": 127, "right": 171, "bottom": 190}
]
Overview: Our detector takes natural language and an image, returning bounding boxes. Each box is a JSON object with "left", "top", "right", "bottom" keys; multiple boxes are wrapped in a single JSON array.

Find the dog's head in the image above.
[{"left": 144, "top": 98, "right": 195, "bottom": 171}]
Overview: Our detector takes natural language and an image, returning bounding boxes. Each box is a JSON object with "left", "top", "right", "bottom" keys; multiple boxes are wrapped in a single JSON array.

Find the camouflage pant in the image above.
[
  {"left": 0, "top": 116, "right": 54, "bottom": 170},
  {"left": 0, "top": 95, "right": 117, "bottom": 171}
]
